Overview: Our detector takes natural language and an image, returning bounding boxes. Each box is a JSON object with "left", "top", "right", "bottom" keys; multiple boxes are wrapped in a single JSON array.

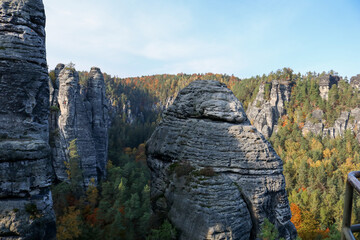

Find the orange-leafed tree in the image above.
[{"left": 290, "top": 203, "right": 302, "bottom": 230}]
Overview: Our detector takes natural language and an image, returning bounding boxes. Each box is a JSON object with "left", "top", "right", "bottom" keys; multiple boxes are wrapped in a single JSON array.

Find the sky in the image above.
[{"left": 44, "top": 0, "right": 360, "bottom": 79}]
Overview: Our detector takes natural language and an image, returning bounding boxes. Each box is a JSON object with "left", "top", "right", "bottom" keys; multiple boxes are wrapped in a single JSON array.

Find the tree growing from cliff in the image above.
[{"left": 66, "top": 139, "right": 84, "bottom": 194}]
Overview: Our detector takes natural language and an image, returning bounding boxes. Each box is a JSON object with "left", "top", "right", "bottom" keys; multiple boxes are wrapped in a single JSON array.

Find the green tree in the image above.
[
  {"left": 259, "top": 218, "right": 284, "bottom": 240},
  {"left": 147, "top": 220, "right": 177, "bottom": 240},
  {"left": 66, "top": 139, "right": 84, "bottom": 195}
]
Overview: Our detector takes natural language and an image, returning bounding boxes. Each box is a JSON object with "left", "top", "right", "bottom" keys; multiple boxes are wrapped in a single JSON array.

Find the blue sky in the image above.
[{"left": 44, "top": 0, "right": 360, "bottom": 78}]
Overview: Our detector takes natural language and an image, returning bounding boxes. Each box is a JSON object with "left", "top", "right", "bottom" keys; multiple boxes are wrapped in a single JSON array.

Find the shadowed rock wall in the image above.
[
  {"left": 49, "top": 65, "right": 109, "bottom": 186},
  {"left": 0, "top": 0, "right": 56, "bottom": 238}
]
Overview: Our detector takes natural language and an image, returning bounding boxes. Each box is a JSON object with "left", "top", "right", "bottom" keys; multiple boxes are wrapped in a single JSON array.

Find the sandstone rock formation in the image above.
[
  {"left": 319, "top": 74, "right": 340, "bottom": 100},
  {"left": 147, "top": 80, "right": 297, "bottom": 240},
  {"left": 351, "top": 74, "right": 360, "bottom": 90},
  {"left": 246, "top": 80, "right": 293, "bottom": 138},
  {"left": 49, "top": 65, "right": 109, "bottom": 186},
  {"left": 303, "top": 108, "right": 360, "bottom": 142},
  {"left": 0, "top": 0, "right": 56, "bottom": 238}
]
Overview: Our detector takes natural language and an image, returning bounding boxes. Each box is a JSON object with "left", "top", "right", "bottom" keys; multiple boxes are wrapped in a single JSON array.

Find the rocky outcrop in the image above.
[
  {"left": 49, "top": 65, "right": 109, "bottom": 186},
  {"left": 302, "top": 110, "right": 325, "bottom": 136},
  {"left": 0, "top": 0, "right": 56, "bottom": 239},
  {"left": 246, "top": 80, "right": 293, "bottom": 138},
  {"left": 351, "top": 75, "right": 360, "bottom": 90},
  {"left": 319, "top": 74, "right": 340, "bottom": 100},
  {"left": 303, "top": 108, "right": 360, "bottom": 142},
  {"left": 147, "top": 80, "right": 297, "bottom": 240}
]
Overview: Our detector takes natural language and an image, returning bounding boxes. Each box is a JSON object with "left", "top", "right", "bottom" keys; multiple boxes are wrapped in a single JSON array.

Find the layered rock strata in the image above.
[
  {"left": 147, "top": 80, "right": 297, "bottom": 240},
  {"left": 246, "top": 80, "right": 293, "bottom": 138},
  {"left": 0, "top": 0, "right": 56, "bottom": 238},
  {"left": 49, "top": 65, "right": 109, "bottom": 186}
]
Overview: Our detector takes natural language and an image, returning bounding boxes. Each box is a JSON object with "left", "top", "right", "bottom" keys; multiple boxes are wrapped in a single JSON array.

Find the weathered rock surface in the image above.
[
  {"left": 246, "top": 80, "right": 293, "bottom": 138},
  {"left": 351, "top": 74, "right": 360, "bottom": 90},
  {"left": 0, "top": 0, "right": 56, "bottom": 238},
  {"left": 303, "top": 108, "right": 360, "bottom": 142},
  {"left": 147, "top": 80, "right": 297, "bottom": 240},
  {"left": 49, "top": 65, "right": 109, "bottom": 186},
  {"left": 319, "top": 74, "right": 340, "bottom": 100}
]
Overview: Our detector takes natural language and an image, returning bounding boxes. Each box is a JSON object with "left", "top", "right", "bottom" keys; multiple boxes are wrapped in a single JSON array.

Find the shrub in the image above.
[
  {"left": 25, "top": 203, "right": 41, "bottom": 219},
  {"left": 49, "top": 70, "right": 56, "bottom": 86},
  {"left": 256, "top": 101, "right": 261, "bottom": 108},
  {"left": 173, "top": 161, "right": 194, "bottom": 177},
  {"left": 65, "top": 62, "right": 76, "bottom": 72},
  {"left": 50, "top": 105, "right": 60, "bottom": 112},
  {"left": 264, "top": 83, "right": 272, "bottom": 100},
  {"left": 198, "top": 167, "right": 216, "bottom": 177},
  {"left": 25, "top": 203, "right": 38, "bottom": 215}
]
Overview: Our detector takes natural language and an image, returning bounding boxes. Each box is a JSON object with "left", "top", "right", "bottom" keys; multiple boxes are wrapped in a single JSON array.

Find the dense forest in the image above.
[{"left": 51, "top": 68, "right": 360, "bottom": 239}]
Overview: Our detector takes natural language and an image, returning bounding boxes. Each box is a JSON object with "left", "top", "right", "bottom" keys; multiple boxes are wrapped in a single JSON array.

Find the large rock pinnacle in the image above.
[
  {"left": 246, "top": 80, "right": 293, "bottom": 139},
  {"left": 49, "top": 65, "right": 109, "bottom": 186},
  {"left": 0, "top": 0, "right": 56, "bottom": 239},
  {"left": 147, "top": 80, "right": 297, "bottom": 240}
]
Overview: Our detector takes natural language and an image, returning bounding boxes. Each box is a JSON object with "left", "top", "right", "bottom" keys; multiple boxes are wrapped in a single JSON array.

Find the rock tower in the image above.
[
  {"left": 0, "top": 0, "right": 56, "bottom": 238},
  {"left": 147, "top": 80, "right": 297, "bottom": 240}
]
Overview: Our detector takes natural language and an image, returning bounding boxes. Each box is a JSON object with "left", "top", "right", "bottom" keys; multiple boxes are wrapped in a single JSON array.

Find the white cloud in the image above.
[{"left": 43, "top": 0, "right": 360, "bottom": 78}]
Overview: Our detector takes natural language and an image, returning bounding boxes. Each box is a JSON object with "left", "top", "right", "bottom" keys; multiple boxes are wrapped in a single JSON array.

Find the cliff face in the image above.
[
  {"left": 303, "top": 108, "right": 360, "bottom": 142},
  {"left": 49, "top": 65, "right": 109, "bottom": 186},
  {"left": 246, "top": 80, "right": 293, "bottom": 138},
  {"left": 147, "top": 80, "right": 296, "bottom": 240},
  {"left": 0, "top": 0, "right": 56, "bottom": 239},
  {"left": 246, "top": 76, "right": 360, "bottom": 143},
  {"left": 83, "top": 67, "right": 109, "bottom": 178},
  {"left": 319, "top": 74, "right": 340, "bottom": 100},
  {"left": 351, "top": 74, "right": 360, "bottom": 90}
]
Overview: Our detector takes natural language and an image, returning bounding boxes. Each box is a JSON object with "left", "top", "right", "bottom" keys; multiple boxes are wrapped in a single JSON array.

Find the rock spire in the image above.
[{"left": 0, "top": 0, "right": 56, "bottom": 238}]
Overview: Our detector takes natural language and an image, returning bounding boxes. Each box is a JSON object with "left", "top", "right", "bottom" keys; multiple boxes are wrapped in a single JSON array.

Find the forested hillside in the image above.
[
  {"left": 269, "top": 71, "right": 360, "bottom": 239},
  {"left": 52, "top": 67, "right": 360, "bottom": 239}
]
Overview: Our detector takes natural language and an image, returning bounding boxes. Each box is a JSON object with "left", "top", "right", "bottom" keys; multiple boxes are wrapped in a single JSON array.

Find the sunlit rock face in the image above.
[
  {"left": 246, "top": 80, "right": 293, "bottom": 139},
  {"left": 351, "top": 74, "right": 360, "bottom": 90},
  {"left": 0, "top": 0, "right": 56, "bottom": 238},
  {"left": 49, "top": 65, "right": 109, "bottom": 186},
  {"left": 319, "top": 74, "right": 340, "bottom": 100},
  {"left": 302, "top": 108, "right": 360, "bottom": 143},
  {"left": 147, "top": 80, "right": 297, "bottom": 240}
]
